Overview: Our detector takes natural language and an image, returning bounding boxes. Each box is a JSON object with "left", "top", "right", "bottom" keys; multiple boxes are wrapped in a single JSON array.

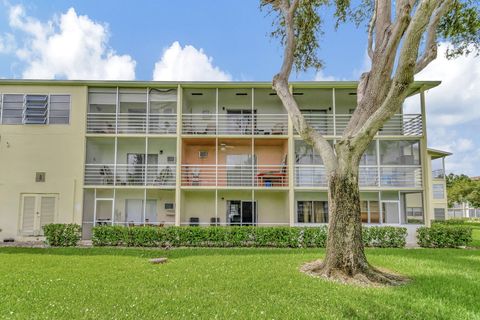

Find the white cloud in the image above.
[
  {"left": 416, "top": 42, "right": 480, "bottom": 126},
  {"left": 411, "top": 42, "right": 480, "bottom": 175},
  {"left": 427, "top": 126, "right": 480, "bottom": 175},
  {"left": 0, "top": 33, "right": 16, "bottom": 53},
  {"left": 314, "top": 70, "right": 337, "bottom": 81},
  {"left": 8, "top": 5, "right": 135, "bottom": 80},
  {"left": 153, "top": 41, "right": 231, "bottom": 81}
]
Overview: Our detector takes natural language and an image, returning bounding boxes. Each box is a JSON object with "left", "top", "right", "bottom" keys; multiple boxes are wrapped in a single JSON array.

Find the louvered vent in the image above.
[{"left": 23, "top": 94, "right": 48, "bottom": 124}]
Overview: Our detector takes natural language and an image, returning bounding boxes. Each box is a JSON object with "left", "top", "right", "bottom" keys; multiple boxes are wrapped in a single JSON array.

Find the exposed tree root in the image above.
[{"left": 300, "top": 260, "right": 409, "bottom": 287}]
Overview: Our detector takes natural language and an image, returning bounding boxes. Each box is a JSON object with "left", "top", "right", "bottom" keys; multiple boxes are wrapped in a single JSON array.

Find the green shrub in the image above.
[
  {"left": 432, "top": 219, "right": 467, "bottom": 225},
  {"left": 91, "top": 225, "right": 406, "bottom": 248},
  {"left": 432, "top": 218, "right": 480, "bottom": 226},
  {"left": 43, "top": 224, "right": 81, "bottom": 247},
  {"left": 417, "top": 225, "right": 472, "bottom": 248},
  {"left": 363, "top": 226, "right": 407, "bottom": 248}
]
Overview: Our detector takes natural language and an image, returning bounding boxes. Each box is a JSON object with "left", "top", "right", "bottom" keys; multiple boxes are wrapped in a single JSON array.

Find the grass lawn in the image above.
[
  {"left": 1, "top": 247, "right": 479, "bottom": 319},
  {"left": 470, "top": 225, "right": 480, "bottom": 247}
]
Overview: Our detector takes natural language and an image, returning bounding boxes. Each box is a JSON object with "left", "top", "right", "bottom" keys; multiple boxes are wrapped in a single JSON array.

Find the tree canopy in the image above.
[
  {"left": 446, "top": 173, "right": 480, "bottom": 208},
  {"left": 262, "top": 0, "right": 480, "bottom": 73}
]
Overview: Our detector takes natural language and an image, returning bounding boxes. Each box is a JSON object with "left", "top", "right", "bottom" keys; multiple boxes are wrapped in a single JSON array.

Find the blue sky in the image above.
[{"left": 0, "top": 1, "right": 479, "bottom": 175}]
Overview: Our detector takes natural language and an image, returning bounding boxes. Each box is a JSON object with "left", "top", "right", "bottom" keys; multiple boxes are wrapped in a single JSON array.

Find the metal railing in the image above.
[
  {"left": 182, "top": 113, "right": 288, "bottom": 135},
  {"left": 181, "top": 164, "right": 288, "bottom": 187},
  {"left": 86, "top": 113, "right": 177, "bottom": 134},
  {"left": 84, "top": 164, "right": 176, "bottom": 186},
  {"left": 294, "top": 165, "right": 422, "bottom": 188},
  {"left": 432, "top": 169, "right": 445, "bottom": 179},
  {"left": 86, "top": 112, "right": 421, "bottom": 136},
  {"left": 379, "top": 166, "right": 423, "bottom": 187},
  {"left": 298, "top": 114, "right": 422, "bottom": 136}
]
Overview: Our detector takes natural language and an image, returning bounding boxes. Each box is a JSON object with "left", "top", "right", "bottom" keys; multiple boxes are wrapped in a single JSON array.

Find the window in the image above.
[
  {"left": 380, "top": 140, "right": 420, "bottom": 165},
  {"left": 401, "top": 192, "right": 424, "bottom": 224},
  {"left": 24, "top": 94, "right": 48, "bottom": 124},
  {"left": 49, "top": 95, "right": 70, "bottom": 124},
  {"left": 361, "top": 200, "right": 380, "bottom": 223},
  {"left": 2, "top": 94, "right": 23, "bottom": 124},
  {"left": 1, "top": 93, "right": 71, "bottom": 125},
  {"left": 297, "top": 201, "right": 328, "bottom": 223},
  {"left": 433, "top": 184, "right": 445, "bottom": 199},
  {"left": 434, "top": 208, "right": 446, "bottom": 220}
]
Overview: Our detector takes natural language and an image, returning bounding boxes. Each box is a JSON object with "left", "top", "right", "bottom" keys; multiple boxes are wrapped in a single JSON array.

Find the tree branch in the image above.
[
  {"left": 272, "top": 0, "right": 337, "bottom": 172},
  {"left": 415, "top": 0, "right": 453, "bottom": 74},
  {"left": 351, "top": 0, "right": 439, "bottom": 149},
  {"left": 367, "top": 0, "right": 378, "bottom": 60}
]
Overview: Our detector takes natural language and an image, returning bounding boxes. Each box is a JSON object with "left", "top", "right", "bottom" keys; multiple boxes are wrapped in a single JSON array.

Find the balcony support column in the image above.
[
  {"left": 175, "top": 84, "right": 182, "bottom": 226},
  {"left": 420, "top": 88, "right": 430, "bottom": 226},
  {"left": 288, "top": 85, "right": 295, "bottom": 226}
]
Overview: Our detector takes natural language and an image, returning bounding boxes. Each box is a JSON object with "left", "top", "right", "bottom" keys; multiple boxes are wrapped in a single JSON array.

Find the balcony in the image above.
[
  {"left": 86, "top": 113, "right": 177, "bottom": 134},
  {"left": 181, "top": 164, "right": 288, "bottom": 187},
  {"left": 84, "top": 164, "right": 176, "bottom": 186},
  {"left": 295, "top": 165, "right": 422, "bottom": 188},
  {"left": 298, "top": 114, "right": 422, "bottom": 136},
  {"left": 87, "top": 87, "right": 178, "bottom": 135},
  {"left": 182, "top": 113, "right": 288, "bottom": 136}
]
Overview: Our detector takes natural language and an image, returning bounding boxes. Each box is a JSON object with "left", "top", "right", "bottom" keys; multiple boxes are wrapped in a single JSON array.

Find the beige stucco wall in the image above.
[{"left": 0, "top": 85, "right": 87, "bottom": 241}]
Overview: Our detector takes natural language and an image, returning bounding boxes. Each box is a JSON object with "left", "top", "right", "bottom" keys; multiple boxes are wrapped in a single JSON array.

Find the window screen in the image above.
[
  {"left": 24, "top": 94, "right": 48, "bottom": 124},
  {"left": 49, "top": 95, "right": 70, "bottom": 124},
  {"left": 434, "top": 208, "right": 446, "bottom": 220},
  {"left": 433, "top": 184, "right": 445, "bottom": 199},
  {"left": 2, "top": 94, "right": 23, "bottom": 124}
]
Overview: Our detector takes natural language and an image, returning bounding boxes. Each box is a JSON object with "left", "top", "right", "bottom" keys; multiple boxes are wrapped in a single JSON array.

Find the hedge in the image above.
[
  {"left": 92, "top": 225, "right": 407, "bottom": 248},
  {"left": 432, "top": 218, "right": 480, "bottom": 226},
  {"left": 417, "top": 225, "right": 472, "bottom": 248},
  {"left": 363, "top": 226, "right": 407, "bottom": 248},
  {"left": 43, "top": 224, "right": 81, "bottom": 247}
]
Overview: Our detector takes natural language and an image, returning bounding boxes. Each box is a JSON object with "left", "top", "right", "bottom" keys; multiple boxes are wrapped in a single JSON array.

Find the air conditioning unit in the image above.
[
  {"left": 166, "top": 156, "right": 176, "bottom": 164},
  {"left": 164, "top": 203, "right": 175, "bottom": 211},
  {"left": 199, "top": 151, "right": 208, "bottom": 159}
]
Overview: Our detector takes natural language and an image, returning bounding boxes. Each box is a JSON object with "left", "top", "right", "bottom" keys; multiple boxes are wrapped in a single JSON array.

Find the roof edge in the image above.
[{"left": 0, "top": 79, "right": 442, "bottom": 90}]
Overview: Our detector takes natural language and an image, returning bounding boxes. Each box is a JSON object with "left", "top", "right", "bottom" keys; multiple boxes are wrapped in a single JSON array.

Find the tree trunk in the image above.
[
  {"left": 323, "top": 167, "right": 368, "bottom": 275},
  {"left": 302, "top": 162, "right": 408, "bottom": 286}
]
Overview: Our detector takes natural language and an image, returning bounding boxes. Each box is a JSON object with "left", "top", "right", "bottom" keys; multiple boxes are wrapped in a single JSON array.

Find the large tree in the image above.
[
  {"left": 262, "top": 0, "right": 479, "bottom": 285},
  {"left": 447, "top": 173, "right": 480, "bottom": 208}
]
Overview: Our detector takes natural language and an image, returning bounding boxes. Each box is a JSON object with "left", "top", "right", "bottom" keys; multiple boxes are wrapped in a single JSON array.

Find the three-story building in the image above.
[{"left": 0, "top": 80, "right": 450, "bottom": 241}]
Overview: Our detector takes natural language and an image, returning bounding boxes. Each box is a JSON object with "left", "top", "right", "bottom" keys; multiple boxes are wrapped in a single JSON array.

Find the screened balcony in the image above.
[
  {"left": 290, "top": 88, "right": 422, "bottom": 136},
  {"left": 181, "top": 138, "right": 289, "bottom": 187},
  {"left": 294, "top": 139, "right": 423, "bottom": 188},
  {"left": 87, "top": 88, "right": 177, "bottom": 134},
  {"left": 181, "top": 88, "right": 288, "bottom": 136},
  {"left": 84, "top": 137, "right": 176, "bottom": 187}
]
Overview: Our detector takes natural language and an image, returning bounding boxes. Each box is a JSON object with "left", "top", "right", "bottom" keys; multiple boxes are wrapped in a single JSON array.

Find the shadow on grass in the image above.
[{"left": 0, "top": 246, "right": 323, "bottom": 259}]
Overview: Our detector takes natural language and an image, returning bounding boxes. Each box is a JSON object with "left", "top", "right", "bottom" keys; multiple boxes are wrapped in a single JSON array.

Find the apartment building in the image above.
[{"left": 0, "top": 80, "right": 449, "bottom": 241}]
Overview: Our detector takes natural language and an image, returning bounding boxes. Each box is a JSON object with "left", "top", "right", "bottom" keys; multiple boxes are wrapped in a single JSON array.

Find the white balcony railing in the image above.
[
  {"left": 182, "top": 113, "right": 288, "bottom": 135},
  {"left": 181, "top": 164, "right": 288, "bottom": 187},
  {"left": 86, "top": 112, "right": 421, "bottom": 136},
  {"left": 86, "top": 113, "right": 177, "bottom": 134},
  {"left": 298, "top": 114, "right": 422, "bottom": 136},
  {"left": 84, "top": 164, "right": 176, "bottom": 186},
  {"left": 295, "top": 165, "right": 422, "bottom": 188}
]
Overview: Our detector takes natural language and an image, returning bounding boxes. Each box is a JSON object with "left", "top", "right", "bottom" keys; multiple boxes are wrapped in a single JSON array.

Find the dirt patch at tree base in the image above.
[{"left": 300, "top": 259, "right": 410, "bottom": 287}]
